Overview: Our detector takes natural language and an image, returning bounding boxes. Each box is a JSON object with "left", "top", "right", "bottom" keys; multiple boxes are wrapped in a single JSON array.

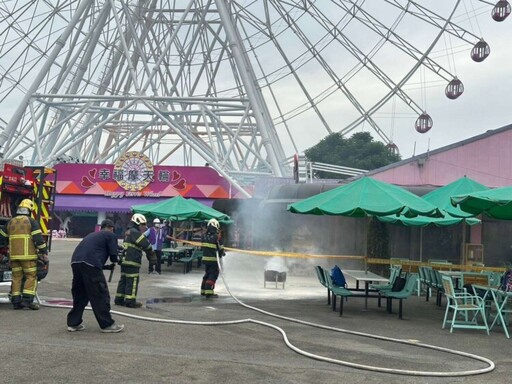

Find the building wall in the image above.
[
  {"left": 369, "top": 126, "right": 512, "bottom": 267},
  {"left": 371, "top": 128, "right": 512, "bottom": 188}
]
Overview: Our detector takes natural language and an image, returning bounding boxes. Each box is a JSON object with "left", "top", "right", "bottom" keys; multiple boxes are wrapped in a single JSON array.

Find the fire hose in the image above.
[{"left": 40, "top": 251, "right": 495, "bottom": 377}]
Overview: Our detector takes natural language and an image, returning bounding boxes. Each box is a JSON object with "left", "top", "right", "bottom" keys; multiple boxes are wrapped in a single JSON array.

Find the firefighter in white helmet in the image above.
[
  {"left": 114, "top": 213, "right": 156, "bottom": 308},
  {"left": 0, "top": 199, "right": 48, "bottom": 310},
  {"left": 200, "top": 218, "right": 225, "bottom": 298}
]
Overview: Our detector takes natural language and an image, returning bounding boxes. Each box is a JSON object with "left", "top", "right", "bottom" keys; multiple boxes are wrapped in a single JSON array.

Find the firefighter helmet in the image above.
[
  {"left": 131, "top": 213, "right": 147, "bottom": 225},
  {"left": 207, "top": 218, "right": 220, "bottom": 229},
  {"left": 153, "top": 218, "right": 161, "bottom": 224},
  {"left": 18, "top": 199, "right": 34, "bottom": 211}
]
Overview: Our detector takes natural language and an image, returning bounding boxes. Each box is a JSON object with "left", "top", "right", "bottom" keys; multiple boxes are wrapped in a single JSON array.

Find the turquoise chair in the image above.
[
  {"left": 370, "top": 266, "right": 401, "bottom": 307},
  {"left": 314, "top": 266, "right": 330, "bottom": 305},
  {"left": 418, "top": 266, "right": 428, "bottom": 296},
  {"left": 441, "top": 275, "right": 489, "bottom": 334},
  {"left": 369, "top": 265, "right": 401, "bottom": 291},
  {"left": 381, "top": 273, "right": 418, "bottom": 319},
  {"left": 488, "top": 271, "right": 504, "bottom": 287},
  {"left": 421, "top": 266, "right": 434, "bottom": 302},
  {"left": 322, "top": 269, "right": 352, "bottom": 316}
]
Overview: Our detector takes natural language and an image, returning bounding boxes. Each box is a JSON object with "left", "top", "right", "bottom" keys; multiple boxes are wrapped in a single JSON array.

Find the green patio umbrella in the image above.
[
  {"left": 377, "top": 212, "right": 480, "bottom": 227},
  {"left": 287, "top": 176, "right": 442, "bottom": 218},
  {"left": 451, "top": 186, "right": 512, "bottom": 220},
  {"left": 378, "top": 176, "right": 486, "bottom": 261},
  {"left": 420, "top": 176, "right": 489, "bottom": 218},
  {"left": 131, "top": 195, "right": 231, "bottom": 223},
  {"left": 378, "top": 176, "right": 487, "bottom": 224},
  {"left": 378, "top": 211, "right": 481, "bottom": 262}
]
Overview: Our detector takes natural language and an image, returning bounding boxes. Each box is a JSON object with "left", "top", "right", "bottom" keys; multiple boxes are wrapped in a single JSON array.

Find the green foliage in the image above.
[
  {"left": 366, "top": 217, "right": 390, "bottom": 259},
  {"left": 304, "top": 132, "right": 401, "bottom": 179}
]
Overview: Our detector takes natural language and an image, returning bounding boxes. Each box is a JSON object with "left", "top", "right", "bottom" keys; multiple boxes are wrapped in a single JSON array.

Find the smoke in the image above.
[
  {"left": 227, "top": 191, "right": 368, "bottom": 276},
  {"left": 264, "top": 257, "right": 288, "bottom": 272}
]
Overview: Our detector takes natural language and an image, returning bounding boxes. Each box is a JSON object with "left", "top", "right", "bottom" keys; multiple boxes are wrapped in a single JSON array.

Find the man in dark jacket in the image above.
[
  {"left": 67, "top": 219, "right": 124, "bottom": 333},
  {"left": 0, "top": 199, "right": 47, "bottom": 310},
  {"left": 115, "top": 213, "right": 156, "bottom": 308},
  {"left": 200, "top": 218, "right": 225, "bottom": 298}
]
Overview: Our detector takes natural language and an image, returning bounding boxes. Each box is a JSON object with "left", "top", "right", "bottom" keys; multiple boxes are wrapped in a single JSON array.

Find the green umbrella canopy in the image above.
[
  {"left": 377, "top": 176, "right": 487, "bottom": 226},
  {"left": 287, "top": 177, "right": 442, "bottom": 218},
  {"left": 422, "top": 176, "right": 488, "bottom": 218},
  {"left": 377, "top": 210, "right": 481, "bottom": 227},
  {"left": 451, "top": 186, "right": 512, "bottom": 220},
  {"left": 131, "top": 195, "right": 231, "bottom": 223}
]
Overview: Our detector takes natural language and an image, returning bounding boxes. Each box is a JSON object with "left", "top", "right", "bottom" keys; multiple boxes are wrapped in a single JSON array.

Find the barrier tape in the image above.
[{"left": 170, "top": 237, "right": 505, "bottom": 272}]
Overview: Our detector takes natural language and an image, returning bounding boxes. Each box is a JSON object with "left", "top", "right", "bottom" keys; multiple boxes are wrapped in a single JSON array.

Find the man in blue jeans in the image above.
[{"left": 67, "top": 219, "right": 124, "bottom": 333}]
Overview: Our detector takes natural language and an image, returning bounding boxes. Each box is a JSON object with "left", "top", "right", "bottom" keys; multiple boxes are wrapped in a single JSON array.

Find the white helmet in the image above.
[
  {"left": 207, "top": 218, "right": 220, "bottom": 229},
  {"left": 153, "top": 218, "right": 161, "bottom": 224},
  {"left": 131, "top": 213, "right": 147, "bottom": 225}
]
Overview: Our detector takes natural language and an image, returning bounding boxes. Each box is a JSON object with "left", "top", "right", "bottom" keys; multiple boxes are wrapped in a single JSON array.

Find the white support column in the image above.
[
  {"left": 97, "top": 211, "right": 107, "bottom": 232},
  {"left": 215, "top": 0, "right": 285, "bottom": 177}
]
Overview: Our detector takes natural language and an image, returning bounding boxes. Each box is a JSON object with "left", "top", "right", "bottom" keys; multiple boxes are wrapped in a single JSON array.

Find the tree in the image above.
[{"left": 304, "top": 132, "right": 401, "bottom": 179}]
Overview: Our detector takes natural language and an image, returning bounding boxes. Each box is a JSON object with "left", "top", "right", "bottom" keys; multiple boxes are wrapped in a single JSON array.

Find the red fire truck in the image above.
[{"left": 0, "top": 159, "right": 57, "bottom": 282}]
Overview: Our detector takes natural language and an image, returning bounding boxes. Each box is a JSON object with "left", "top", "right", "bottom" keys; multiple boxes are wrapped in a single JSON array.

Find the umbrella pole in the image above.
[
  {"left": 460, "top": 221, "right": 467, "bottom": 266},
  {"left": 419, "top": 227, "right": 423, "bottom": 262}
]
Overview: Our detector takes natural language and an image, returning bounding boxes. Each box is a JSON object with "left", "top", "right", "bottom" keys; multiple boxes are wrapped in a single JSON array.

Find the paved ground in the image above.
[{"left": 1, "top": 239, "right": 511, "bottom": 384}]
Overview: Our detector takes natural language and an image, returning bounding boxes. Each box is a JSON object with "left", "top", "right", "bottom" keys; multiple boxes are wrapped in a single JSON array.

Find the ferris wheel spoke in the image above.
[{"left": 0, "top": 0, "right": 508, "bottom": 185}]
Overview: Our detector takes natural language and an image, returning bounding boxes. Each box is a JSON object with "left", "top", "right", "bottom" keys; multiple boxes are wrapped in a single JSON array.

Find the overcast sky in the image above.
[
  {"left": 372, "top": 15, "right": 511, "bottom": 160},
  {"left": 0, "top": 1, "right": 510, "bottom": 166},
  {"left": 278, "top": 3, "right": 512, "bottom": 161}
]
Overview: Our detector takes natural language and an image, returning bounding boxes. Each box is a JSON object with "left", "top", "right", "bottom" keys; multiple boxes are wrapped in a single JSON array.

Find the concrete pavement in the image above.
[{"left": 0, "top": 239, "right": 510, "bottom": 384}]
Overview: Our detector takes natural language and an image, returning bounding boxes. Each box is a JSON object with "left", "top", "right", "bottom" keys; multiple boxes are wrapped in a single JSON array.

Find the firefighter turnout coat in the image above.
[
  {"left": 115, "top": 225, "right": 156, "bottom": 306},
  {"left": 0, "top": 214, "right": 48, "bottom": 307},
  {"left": 121, "top": 226, "right": 156, "bottom": 268},
  {"left": 0, "top": 214, "right": 48, "bottom": 261},
  {"left": 200, "top": 227, "right": 225, "bottom": 296},
  {"left": 201, "top": 227, "right": 225, "bottom": 265}
]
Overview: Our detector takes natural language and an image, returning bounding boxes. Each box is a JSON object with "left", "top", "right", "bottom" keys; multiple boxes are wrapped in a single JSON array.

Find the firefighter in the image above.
[
  {"left": 200, "top": 218, "right": 225, "bottom": 298},
  {"left": 114, "top": 213, "right": 156, "bottom": 308},
  {"left": 0, "top": 199, "right": 48, "bottom": 310}
]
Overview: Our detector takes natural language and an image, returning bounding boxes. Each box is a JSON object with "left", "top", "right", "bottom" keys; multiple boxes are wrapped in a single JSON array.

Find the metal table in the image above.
[
  {"left": 473, "top": 284, "right": 512, "bottom": 338},
  {"left": 343, "top": 270, "right": 389, "bottom": 310}
]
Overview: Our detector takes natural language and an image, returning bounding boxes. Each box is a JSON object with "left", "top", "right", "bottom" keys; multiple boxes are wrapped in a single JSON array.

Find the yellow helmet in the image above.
[{"left": 18, "top": 199, "right": 34, "bottom": 211}]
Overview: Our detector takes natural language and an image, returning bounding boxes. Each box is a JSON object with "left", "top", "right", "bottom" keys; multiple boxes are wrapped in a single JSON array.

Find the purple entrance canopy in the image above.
[{"left": 55, "top": 195, "right": 213, "bottom": 213}]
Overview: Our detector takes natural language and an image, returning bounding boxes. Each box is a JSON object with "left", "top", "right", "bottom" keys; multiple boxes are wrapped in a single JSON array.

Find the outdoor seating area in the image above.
[
  {"left": 314, "top": 265, "right": 419, "bottom": 318},
  {"left": 471, "top": 283, "right": 512, "bottom": 338},
  {"left": 313, "top": 264, "right": 512, "bottom": 333},
  {"left": 161, "top": 246, "right": 202, "bottom": 274},
  {"left": 441, "top": 274, "right": 489, "bottom": 334}
]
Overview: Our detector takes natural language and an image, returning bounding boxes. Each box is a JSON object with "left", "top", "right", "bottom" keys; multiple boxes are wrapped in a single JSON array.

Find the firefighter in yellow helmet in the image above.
[
  {"left": 0, "top": 199, "right": 48, "bottom": 310},
  {"left": 200, "top": 218, "right": 225, "bottom": 298}
]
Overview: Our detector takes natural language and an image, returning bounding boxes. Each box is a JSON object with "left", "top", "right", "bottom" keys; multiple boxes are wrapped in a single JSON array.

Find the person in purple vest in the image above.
[{"left": 147, "top": 218, "right": 164, "bottom": 274}]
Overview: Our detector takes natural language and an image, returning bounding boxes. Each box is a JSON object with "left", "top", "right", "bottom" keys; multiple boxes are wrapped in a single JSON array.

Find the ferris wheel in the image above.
[{"left": 0, "top": 0, "right": 509, "bottom": 194}]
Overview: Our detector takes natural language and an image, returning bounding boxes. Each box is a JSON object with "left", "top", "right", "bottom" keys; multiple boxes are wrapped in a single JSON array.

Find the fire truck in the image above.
[{"left": 0, "top": 159, "right": 57, "bottom": 282}]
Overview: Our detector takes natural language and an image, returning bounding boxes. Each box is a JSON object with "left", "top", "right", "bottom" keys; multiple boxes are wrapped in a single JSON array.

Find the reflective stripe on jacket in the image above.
[
  {"left": 201, "top": 228, "right": 224, "bottom": 264},
  {"left": 122, "top": 226, "right": 155, "bottom": 267},
  {"left": 5, "top": 215, "right": 47, "bottom": 261}
]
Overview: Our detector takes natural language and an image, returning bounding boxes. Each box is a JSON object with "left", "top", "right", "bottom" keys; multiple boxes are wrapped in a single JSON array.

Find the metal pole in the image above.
[{"left": 0, "top": 0, "right": 93, "bottom": 152}]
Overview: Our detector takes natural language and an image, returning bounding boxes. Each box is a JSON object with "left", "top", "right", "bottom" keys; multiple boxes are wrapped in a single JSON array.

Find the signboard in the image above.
[{"left": 54, "top": 153, "right": 240, "bottom": 199}]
